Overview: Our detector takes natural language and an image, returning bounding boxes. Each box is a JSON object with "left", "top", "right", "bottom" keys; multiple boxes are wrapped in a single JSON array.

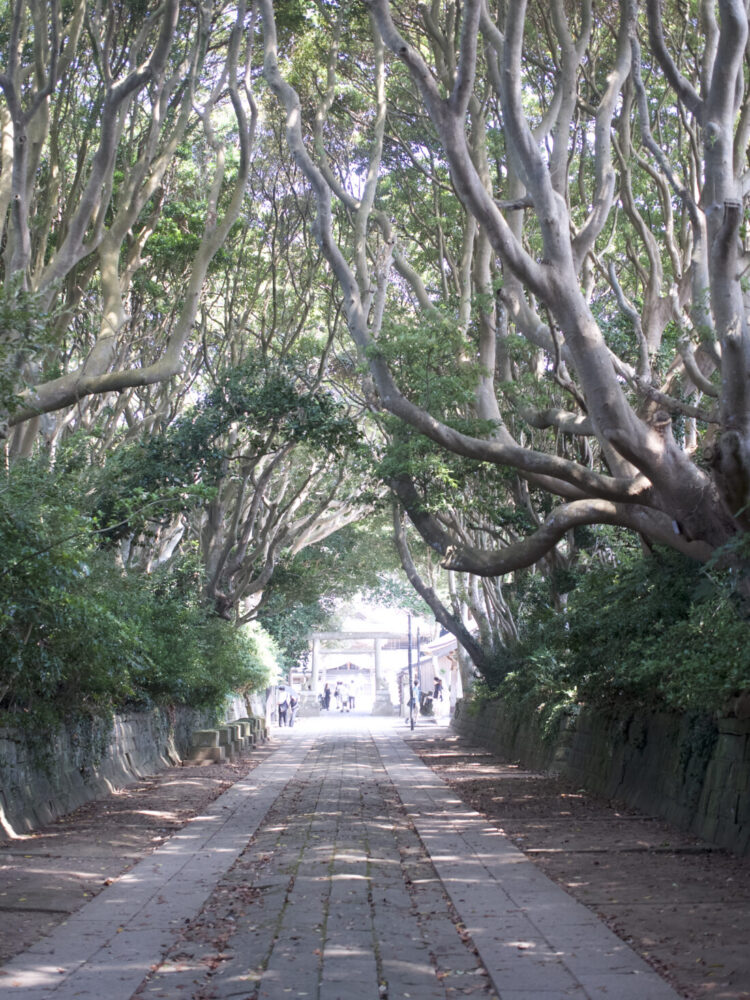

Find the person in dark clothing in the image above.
[{"left": 278, "top": 690, "right": 289, "bottom": 726}]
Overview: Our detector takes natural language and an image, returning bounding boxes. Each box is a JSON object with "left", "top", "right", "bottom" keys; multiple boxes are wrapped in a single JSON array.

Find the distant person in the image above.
[
  {"left": 340, "top": 681, "right": 350, "bottom": 712},
  {"left": 289, "top": 691, "right": 298, "bottom": 727},
  {"left": 348, "top": 686, "right": 355, "bottom": 710},
  {"left": 278, "top": 689, "right": 289, "bottom": 726},
  {"left": 433, "top": 677, "right": 443, "bottom": 701},
  {"left": 334, "top": 682, "right": 343, "bottom": 711},
  {"left": 324, "top": 683, "right": 331, "bottom": 710},
  {"left": 408, "top": 683, "right": 417, "bottom": 715}
]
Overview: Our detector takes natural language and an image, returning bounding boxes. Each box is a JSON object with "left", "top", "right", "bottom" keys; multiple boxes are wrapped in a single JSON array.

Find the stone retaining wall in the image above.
[
  {"left": 453, "top": 699, "right": 750, "bottom": 856},
  {"left": 0, "top": 707, "right": 210, "bottom": 839}
]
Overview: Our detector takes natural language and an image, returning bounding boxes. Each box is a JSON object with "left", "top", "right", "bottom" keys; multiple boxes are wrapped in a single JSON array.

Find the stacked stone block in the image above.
[
  {"left": 0, "top": 708, "right": 209, "bottom": 838},
  {"left": 185, "top": 730, "right": 226, "bottom": 764},
  {"left": 454, "top": 699, "right": 750, "bottom": 856}
]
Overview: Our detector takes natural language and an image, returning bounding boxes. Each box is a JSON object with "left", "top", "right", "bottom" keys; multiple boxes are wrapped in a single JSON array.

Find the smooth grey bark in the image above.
[
  {"left": 261, "top": 0, "right": 745, "bottom": 578},
  {"left": 2, "top": 1, "right": 255, "bottom": 447},
  {"left": 392, "top": 503, "right": 494, "bottom": 675}
]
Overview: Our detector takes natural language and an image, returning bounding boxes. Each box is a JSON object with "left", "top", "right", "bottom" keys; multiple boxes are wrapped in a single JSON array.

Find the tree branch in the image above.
[
  {"left": 442, "top": 499, "right": 712, "bottom": 576},
  {"left": 645, "top": 0, "right": 704, "bottom": 121},
  {"left": 392, "top": 502, "right": 493, "bottom": 674}
]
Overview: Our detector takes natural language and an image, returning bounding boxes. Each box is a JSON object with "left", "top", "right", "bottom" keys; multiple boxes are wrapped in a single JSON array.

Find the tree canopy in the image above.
[
  {"left": 3, "top": 1, "right": 750, "bottom": 712},
  {"left": 260, "top": 0, "right": 750, "bottom": 574}
]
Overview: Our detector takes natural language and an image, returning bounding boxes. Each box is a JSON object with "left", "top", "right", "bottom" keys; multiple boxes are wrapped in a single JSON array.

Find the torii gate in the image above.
[{"left": 309, "top": 631, "right": 403, "bottom": 715}]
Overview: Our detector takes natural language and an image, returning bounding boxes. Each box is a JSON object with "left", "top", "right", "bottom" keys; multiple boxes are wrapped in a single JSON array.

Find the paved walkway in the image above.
[{"left": 0, "top": 718, "right": 681, "bottom": 1000}]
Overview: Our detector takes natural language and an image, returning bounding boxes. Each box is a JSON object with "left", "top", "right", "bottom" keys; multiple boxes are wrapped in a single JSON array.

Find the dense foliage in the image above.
[
  {"left": 0, "top": 459, "right": 278, "bottom": 730},
  {"left": 94, "top": 356, "right": 361, "bottom": 544},
  {"left": 479, "top": 547, "right": 750, "bottom": 724}
]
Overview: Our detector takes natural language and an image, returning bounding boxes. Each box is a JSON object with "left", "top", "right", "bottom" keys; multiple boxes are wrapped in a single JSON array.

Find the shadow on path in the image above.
[{"left": 0, "top": 717, "right": 684, "bottom": 999}]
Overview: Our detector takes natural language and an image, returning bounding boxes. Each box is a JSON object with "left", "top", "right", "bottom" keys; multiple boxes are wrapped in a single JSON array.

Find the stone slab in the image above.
[
  {"left": 0, "top": 736, "right": 309, "bottom": 999},
  {"left": 0, "top": 719, "right": 684, "bottom": 1000},
  {"left": 373, "top": 728, "right": 681, "bottom": 1000}
]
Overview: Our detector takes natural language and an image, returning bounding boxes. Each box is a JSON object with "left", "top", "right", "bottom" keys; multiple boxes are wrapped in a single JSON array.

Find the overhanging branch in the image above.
[{"left": 392, "top": 502, "right": 493, "bottom": 674}]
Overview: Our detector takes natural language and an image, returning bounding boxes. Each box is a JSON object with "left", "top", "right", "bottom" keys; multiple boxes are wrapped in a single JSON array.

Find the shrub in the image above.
[
  {"left": 0, "top": 459, "right": 277, "bottom": 730},
  {"left": 483, "top": 548, "right": 750, "bottom": 719}
]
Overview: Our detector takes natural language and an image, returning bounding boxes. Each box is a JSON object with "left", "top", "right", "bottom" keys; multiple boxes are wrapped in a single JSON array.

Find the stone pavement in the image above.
[{"left": 0, "top": 717, "right": 682, "bottom": 1000}]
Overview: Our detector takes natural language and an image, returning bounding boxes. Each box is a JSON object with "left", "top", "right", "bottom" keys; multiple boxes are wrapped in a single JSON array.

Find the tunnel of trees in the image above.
[{"left": 1, "top": 0, "right": 749, "bottom": 736}]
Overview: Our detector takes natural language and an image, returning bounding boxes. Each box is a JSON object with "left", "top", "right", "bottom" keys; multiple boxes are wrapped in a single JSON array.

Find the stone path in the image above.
[{"left": 0, "top": 718, "right": 682, "bottom": 1000}]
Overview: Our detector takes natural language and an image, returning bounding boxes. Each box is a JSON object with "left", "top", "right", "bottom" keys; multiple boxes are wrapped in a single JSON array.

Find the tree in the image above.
[
  {"left": 193, "top": 359, "right": 367, "bottom": 620},
  {"left": 256, "top": 514, "right": 424, "bottom": 672},
  {"left": 0, "top": 0, "right": 255, "bottom": 450},
  {"left": 259, "top": 0, "right": 750, "bottom": 583},
  {"left": 92, "top": 353, "right": 368, "bottom": 620}
]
